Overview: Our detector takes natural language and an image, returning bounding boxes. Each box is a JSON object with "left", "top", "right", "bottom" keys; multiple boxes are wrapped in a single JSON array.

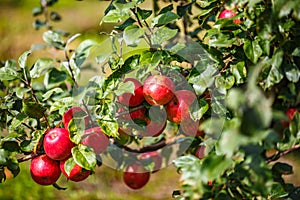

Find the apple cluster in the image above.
[
  {"left": 116, "top": 74, "right": 204, "bottom": 189},
  {"left": 30, "top": 107, "right": 109, "bottom": 186},
  {"left": 117, "top": 75, "right": 204, "bottom": 140}
]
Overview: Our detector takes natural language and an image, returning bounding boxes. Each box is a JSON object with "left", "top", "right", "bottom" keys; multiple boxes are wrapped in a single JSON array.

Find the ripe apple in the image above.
[
  {"left": 219, "top": 9, "right": 241, "bottom": 24},
  {"left": 180, "top": 118, "right": 205, "bottom": 137},
  {"left": 165, "top": 90, "right": 197, "bottom": 123},
  {"left": 281, "top": 108, "right": 299, "bottom": 127},
  {"left": 117, "top": 106, "right": 146, "bottom": 121},
  {"left": 143, "top": 118, "right": 167, "bottom": 137},
  {"left": 60, "top": 158, "right": 90, "bottom": 182},
  {"left": 195, "top": 145, "right": 206, "bottom": 159},
  {"left": 82, "top": 126, "right": 109, "bottom": 154},
  {"left": 286, "top": 108, "right": 298, "bottom": 121},
  {"left": 143, "top": 75, "right": 175, "bottom": 105},
  {"left": 44, "top": 128, "right": 75, "bottom": 160},
  {"left": 139, "top": 151, "right": 162, "bottom": 173},
  {"left": 63, "top": 107, "right": 90, "bottom": 129},
  {"left": 117, "top": 78, "right": 145, "bottom": 107},
  {"left": 30, "top": 154, "right": 61, "bottom": 185},
  {"left": 123, "top": 162, "right": 150, "bottom": 190}
]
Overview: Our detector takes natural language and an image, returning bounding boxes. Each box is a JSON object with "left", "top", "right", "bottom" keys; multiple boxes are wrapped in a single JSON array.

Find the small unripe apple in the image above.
[
  {"left": 82, "top": 126, "right": 109, "bottom": 154},
  {"left": 60, "top": 158, "right": 90, "bottom": 182},
  {"left": 44, "top": 128, "right": 75, "bottom": 160},
  {"left": 165, "top": 90, "right": 197, "bottom": 123},
  {"left": 123, "top": 162, "right": 150, "bottom": 190},
  {"left": 118, "top": 78, "right": 145, "bottom": 107},
  {"left": 143, "top": 75, "right": 175, "bottom": 105},
  {"left": 139, "top": 151, "right": 162, "bottom": 173},
  {"left": 63, "top": 107, "right": 90, "bottom": 129},
  {"left": 30, "top": 154, "right": 61, "bottom": 185},
  {"left": 219, "top": 9, "right": 241, "bottom": 24}
]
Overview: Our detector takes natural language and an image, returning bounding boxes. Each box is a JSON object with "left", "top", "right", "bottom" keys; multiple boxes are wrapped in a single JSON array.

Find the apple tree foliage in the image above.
[{"left": 1, "top": 0, "right": 300, "bottom": 199}]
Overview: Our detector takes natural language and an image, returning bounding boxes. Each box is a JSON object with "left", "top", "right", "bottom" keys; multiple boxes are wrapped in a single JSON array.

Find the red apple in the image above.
[
  {"left": 82, "top": 126, "right": 109, "bottom": 154},
  {"left": 195, "top": 145, "right": 206, "bottom": 159},
  {"left": 117, "top": 106, "right": 146, "bottom": 121},
  {"left": 44, "top": 128, "right": 75, "bottom": 160},
  {"left": 139, "top": 151, "right": 162, "bottom": 173},
  {"left": 165, "top": 90, "right": 197, "bottom": 123},
  {"left": 286, "top": 108, "right": 298, "bottom": 121},
  {"left": 60, "top": 158, "right": 90, "bottom": 182},
  {"left": 63, "top": 107, "right": 90, "bottom": 129},
  {"left": 123, "top": 162, "right": 150, "bottom": 189},
  {"left": 117, "top": 78, "right": 145, "bottom": 107},
  {"left": 180, "top": 118, "right": 205, "bottom": 137},
  {"left": 30, "top": 154, "right": 61, "bottom": 185},
  {"left": 219, "top": 9, "right": 241, "bottom": 24},
  {"left": 281, "top": 108, "right": 299, "bottom": 127},
  {"left": 143, "top": 118, "right": 167, "bottom": 137},
  {"left": 143, "top": 75, "right": 175, "bottom": 105}
]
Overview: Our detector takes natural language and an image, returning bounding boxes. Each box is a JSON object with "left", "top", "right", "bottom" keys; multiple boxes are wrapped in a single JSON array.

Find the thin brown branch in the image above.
[
  {"left": 17, "top": 153, "right": 41, "bottom": 163},
  {"left": 266, "top": 144, "right": 300, "bottom": 163}
]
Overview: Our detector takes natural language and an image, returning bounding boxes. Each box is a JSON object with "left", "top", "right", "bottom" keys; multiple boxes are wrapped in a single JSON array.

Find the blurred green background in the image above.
[
  {"left": 1, "top": 1, "right": 300, "bottom": 199},
  {"left": 0, "top": 1, "right": 180, "bottom": 199}
]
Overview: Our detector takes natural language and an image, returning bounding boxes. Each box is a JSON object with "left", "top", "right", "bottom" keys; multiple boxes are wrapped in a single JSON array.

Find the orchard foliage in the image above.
[{"left": 1, "top": 0, "right": 300, "bottom": 199}]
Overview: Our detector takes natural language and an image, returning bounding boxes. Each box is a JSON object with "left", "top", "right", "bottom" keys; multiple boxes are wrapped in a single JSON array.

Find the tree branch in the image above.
[{"left": 266, "top": 144, "right": 300, "bottom": 163}]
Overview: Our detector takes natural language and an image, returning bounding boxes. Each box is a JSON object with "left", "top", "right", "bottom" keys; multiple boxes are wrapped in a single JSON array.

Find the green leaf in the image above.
[
  {"left": 18, "top": 50, "right": 31, "bottom": 69},
  {"left": 0, "top": 60, "right": 19, "bottom": 81},
  {"left": 63, "top": 157, "right": 76, "bottom": 177},
  {"left": 30, "top": 58, "right": 54, "bottom": 78},
  {"left": 42, "top": 88, "right": 64, "bottom": 101},
  {"left": 137, "top": 7, "right": 152, "bottom": 20},
  {"left": 264, "top": 50, "right": 284, "bottom": 89},
  {"left": 102, "top": 9, "right": 130, "bottom": 23},
  {"left": 215, "top": 74, "right": 235, "bottom": 89},
  {"left": 72, "top": 145, "right": 96, "bottom": 171},
  {"left": 190, "top": 99, "right": 209, "bottom": 121},
  {"left": 173, "top": 155, "right": 199, "bottom": 169},
  {"left": 243, "top": 38, "right": 263, "bottom": 64},
  {"left": 285, "top": 63, "right": 300, "bottom": 83},
  {"left": 11, "top": 112, "right": 28, "bottom": 130},
  {"left": 44, "top": 68, "right": 67, "bottom": 89},
  {"left": 208, "top": 33, "right": 236, "bottom": 48},
  {"left": 115, "top": 80, "right": 135, "bottom": 96},
  {"left": 43, "top": 30, "right": 65, "bottom": 49},
  {"left": 200, "top": 154, "right": 233, "bottom": 182},
  {"left": 123, "top": 25, "right": 145, "bottom": 47},
  {"left": 22, "top": 100, "right": 46, "bottom": 119},
  {"left": 188, "top": 63, "right": 218, "bottom": 95},
  {"left": 151, "top": 26, "right": 178, "bottom": 46},
  {"left": 68, "top": 117, "right": 88, "bottom": 144},
  {"left": 151, "top": 11, "right": 179, "bottom": 27},
  {"left": 230, "top": 61, "right": 247, "bottom": 84}
]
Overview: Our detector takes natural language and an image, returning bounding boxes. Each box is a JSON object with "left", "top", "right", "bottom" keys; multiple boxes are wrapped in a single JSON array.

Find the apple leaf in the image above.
[
  {"left": 123, "top": 25, "right": 145, "bottom": 47},
  {"left": 0, "top": 60, "right": 19, "bottom": 81},
  {"left": 72, "top": 145, "right": 96, "bottom": 171},
  {"left": 63, "top": 157, "right": 76, "bottom": 177},
  {"left": 151, "top": 26, "right": 178, "bottom": 46},
  {"left": 115, "top": 80, "right": 135, "bottom": 96}
]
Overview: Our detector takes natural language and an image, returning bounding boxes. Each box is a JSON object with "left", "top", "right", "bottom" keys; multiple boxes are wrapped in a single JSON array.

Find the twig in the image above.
[
  {"left": 266, "top": 144, "right": 300, "bottom": 163},
  {"left": 17, "top": 153, "right": 41, "bottom": 163}
]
